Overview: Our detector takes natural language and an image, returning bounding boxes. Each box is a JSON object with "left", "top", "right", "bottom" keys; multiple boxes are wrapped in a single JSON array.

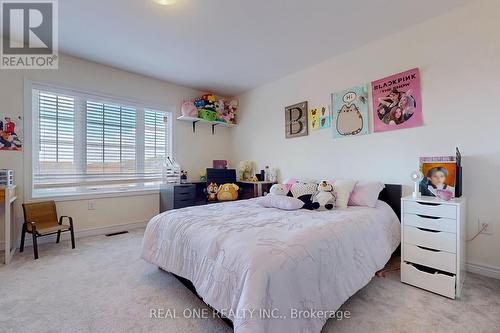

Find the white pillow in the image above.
[
  {"left": 261, "top": 195, "right": 304, "bottom": 210},
  {"left": 349, "top": 181, "right": 385, "bottom": 208},
  {"left": 333, "top": 180, "right": 357, "bottom": 209}
]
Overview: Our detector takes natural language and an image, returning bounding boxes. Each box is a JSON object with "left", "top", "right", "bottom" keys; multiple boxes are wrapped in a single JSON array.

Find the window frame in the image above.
[{"left": 23, "top": 80, "right": 176, "bottom": 202}]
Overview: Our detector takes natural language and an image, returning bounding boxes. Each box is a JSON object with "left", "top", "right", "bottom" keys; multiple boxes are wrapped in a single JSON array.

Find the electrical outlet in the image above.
[
  {"left": 478, "top": 219, "right": 493, "bottom": 235},
  {"left": 88, "top": 201, "right": 96, "bottom": 210}
]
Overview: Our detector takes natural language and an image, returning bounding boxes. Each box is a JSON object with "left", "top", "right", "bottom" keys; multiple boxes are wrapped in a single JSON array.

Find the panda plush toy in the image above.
[{"left": 311, "top": 181, "right": 336, "bottom": 210}]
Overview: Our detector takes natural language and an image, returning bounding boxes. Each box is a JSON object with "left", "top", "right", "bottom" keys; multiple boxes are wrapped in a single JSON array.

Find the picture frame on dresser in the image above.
[{"left": 401, "top": 195, "right": 466, "bottom": 299}]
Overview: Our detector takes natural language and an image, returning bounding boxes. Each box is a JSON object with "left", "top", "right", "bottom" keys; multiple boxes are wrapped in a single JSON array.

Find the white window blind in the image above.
[
  {"left": 144, "top": 109, "right": 167, "bottom": 174},
  {"left": 32, "top": 85, "right": 172, "bottom": 198}
]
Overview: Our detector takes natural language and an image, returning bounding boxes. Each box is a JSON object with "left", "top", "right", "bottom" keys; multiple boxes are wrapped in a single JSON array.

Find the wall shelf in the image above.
[{"left": 177, "top": 115, "right": 237, "bottom": 135}]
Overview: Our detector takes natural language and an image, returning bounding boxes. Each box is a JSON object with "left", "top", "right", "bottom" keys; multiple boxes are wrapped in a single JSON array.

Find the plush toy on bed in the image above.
[
  {"left": 288, "top": 182, "right": 317, "bottom": 210},
  {"left": 217, "top": 183, "right": 239, "bottom": 201},
  {"left": 311, "top": 181, "right": 336, "bottom": 210},
  {"left": 269, "top": 184, "right": 289, "bottom": 196},
  {"left": 207, "top": 182, "right": 219, "bottom": 202}
]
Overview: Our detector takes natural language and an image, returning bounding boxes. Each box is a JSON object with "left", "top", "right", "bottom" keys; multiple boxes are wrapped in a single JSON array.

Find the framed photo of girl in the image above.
[
  {"left": 419, "top": 156, "right": 457, "bottom": 199},
  {"left": 371, "top": 68, "right": 423, "bottom": 132}
]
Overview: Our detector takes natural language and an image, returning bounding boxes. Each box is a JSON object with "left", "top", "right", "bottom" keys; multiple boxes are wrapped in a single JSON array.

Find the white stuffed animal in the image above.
[
  {"left": 311, "top": 181, "right": 336, "bottom": 210},
  {"left": 269, "top": 184, "right": 289, "bottom": 196}
]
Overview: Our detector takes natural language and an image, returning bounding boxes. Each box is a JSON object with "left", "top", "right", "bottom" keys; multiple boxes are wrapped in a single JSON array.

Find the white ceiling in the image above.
[{"left": 59, "top": 0, "right": 470, "bottom": 96}]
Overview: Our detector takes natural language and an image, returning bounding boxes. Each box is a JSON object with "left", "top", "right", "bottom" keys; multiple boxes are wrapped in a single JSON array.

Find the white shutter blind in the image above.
[
  {"left": 144, "top": 109, "right": 169, "bottom": 175},
  {"left": 32, "top": 85, "right": 172, "bottom": 197},
  {"left": 86, "top": 101, "right": 137, "bottom": 174},
  {"left": 34, "top": 91, "right": 76, "bottom": 186}
]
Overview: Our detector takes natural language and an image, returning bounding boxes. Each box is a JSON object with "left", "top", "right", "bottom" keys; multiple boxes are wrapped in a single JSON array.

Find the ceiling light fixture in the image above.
[{"left": 155, "top": 0, "right": 177, "bottom": 5}]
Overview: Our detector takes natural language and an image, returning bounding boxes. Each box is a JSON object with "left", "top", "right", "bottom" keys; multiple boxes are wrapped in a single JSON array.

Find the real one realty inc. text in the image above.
[{"left": 150, "top": 307, "right": 351, "bottom": 321}]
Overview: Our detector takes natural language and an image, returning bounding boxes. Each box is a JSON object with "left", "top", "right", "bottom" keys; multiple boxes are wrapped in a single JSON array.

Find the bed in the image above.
[{"left": 141, "top": 185, "right": 402, "bottom": 333}]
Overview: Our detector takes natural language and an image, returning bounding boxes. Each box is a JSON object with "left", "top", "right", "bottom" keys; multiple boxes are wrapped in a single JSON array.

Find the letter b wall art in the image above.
[{"left": 285, "top": 101, "right": 308, "bottom": 139}]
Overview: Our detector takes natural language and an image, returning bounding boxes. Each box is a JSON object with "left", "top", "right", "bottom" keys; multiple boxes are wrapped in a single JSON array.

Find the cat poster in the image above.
[
  {"left": 0, "top": 115, "right": 23, "bottom": 151},
  {"left": 372, "top": 68, "right": 423, "bottom": 132},
  {"left": 331, "top": 85, "right": 369, "bottom": 139}
]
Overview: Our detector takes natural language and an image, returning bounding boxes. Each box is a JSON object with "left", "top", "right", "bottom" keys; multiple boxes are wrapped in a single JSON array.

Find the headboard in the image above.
[{"left": 378, "top": 184, "right": 402, "bottom": 221}]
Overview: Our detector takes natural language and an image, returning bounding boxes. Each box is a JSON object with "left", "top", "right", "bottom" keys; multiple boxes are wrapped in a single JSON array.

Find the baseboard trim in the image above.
[
  {"left": 4, "top": 227, "right": 500, "bottom": 280},
  {"left": 466, "top": 262, "right": 500, "bottom": 280},
  {"left": 1, "top": 220, "right": 148, "bottom": 249}
]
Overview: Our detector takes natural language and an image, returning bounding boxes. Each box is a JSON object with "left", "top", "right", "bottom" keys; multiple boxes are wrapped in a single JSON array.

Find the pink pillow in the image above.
[
  {"left": 283, "top": 177, "right": 297, "bottom": 192},
  {"left": 349, "top": 181, "right": 385, "bottom": 208}
]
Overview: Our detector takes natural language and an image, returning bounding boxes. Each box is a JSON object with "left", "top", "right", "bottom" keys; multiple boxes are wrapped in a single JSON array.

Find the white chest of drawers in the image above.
[{"left": 401, "top": 196, "right": 466, "bottom": 299}]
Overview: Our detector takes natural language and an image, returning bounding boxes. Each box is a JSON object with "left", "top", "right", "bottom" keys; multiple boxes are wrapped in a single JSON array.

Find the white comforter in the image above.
[{"left": 141, "top": 198, "right": 400, "bottom": 333}]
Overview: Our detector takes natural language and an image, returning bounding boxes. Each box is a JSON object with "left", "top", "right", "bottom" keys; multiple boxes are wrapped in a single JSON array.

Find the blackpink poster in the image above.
[{"left": 371, "top": 68, "right": 423, "bottom": 132}]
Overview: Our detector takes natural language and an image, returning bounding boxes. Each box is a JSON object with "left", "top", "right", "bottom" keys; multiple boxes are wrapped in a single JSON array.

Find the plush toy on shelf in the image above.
[
  {"left": 198, "top": 93, "right": 218, "bottom": 121},
  {"left": 181, "top": 101, "right": 198, "bottom": 118},
  {"left": 194, "top": 98, "right": 205, "bottom": 109},
  {"left": 217, "top": 183, "right": 239, "bottom": 201},
  {"left": 222, "top": 100, "right": 238, "bottom": 124},
  {"left": 311, "top": 181, "right": 336, "bottom": 210},
  {"left": 215, "top": 100, "right": 225, "bottom": 122},
  {"left": 207, "top": 182, "right": 219, "bottom": 201}
]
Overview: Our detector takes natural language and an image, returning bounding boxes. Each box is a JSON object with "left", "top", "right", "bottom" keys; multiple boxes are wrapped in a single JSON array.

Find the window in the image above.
[{"left": 31, "top": 84, "right": 172, "bottom": 198}]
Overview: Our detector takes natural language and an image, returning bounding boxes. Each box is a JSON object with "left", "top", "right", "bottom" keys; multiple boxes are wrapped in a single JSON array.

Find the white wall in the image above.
[
  {"left": 0, "top": 53, "right": 231, "bottom": 243},
  {"left": 231, "top": 0, "right": 500, "bottom": 270}
]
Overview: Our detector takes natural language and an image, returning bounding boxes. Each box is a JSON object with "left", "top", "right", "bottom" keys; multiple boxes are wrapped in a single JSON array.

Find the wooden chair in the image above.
[{"left": 21, "top": 201, "right": 75, "bottom": 260}]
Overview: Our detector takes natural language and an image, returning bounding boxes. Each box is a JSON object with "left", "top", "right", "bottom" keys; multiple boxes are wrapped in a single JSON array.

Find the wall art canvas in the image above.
[
  {"left": 318, "top": 107, "right": 330, "bottom": 129},
  {"left": 309, "top": 108, "right": 320, "bottom": 130},
  {"left": 331, "top": 85, "right": 369, "bottom": 139},
  {"left": 419, "top": 156, "right": 457, "bottom": 199},
  {"left": 309, "top": 107, "right": 330, "bottom": 130},
  {"left": 0, "top": 115, "right": 23, "bottom": 151},
  {"left": 372, "top": 68, "right": 423, "bottom": 132},
  {"left": 285, "top": 101, "right": 308, "bottom": 138}
]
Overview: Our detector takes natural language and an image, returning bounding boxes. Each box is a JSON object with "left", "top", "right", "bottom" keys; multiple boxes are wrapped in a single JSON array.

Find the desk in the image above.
[
  {"left": 1, "top": 185, "right": 17, "bottom": 264},
  {"left": 239, "top": 181, "right": 275, "bottom": 198}
]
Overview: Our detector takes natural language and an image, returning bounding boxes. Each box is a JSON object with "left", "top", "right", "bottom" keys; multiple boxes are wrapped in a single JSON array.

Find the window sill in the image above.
[{"left": 31, "top": 187, "right": 159, "bottom": 202}]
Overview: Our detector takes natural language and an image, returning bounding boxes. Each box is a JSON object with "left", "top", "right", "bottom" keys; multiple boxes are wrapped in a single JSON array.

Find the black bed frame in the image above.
[{"left": 167, "top": 184, "right": 403, "bottom": 328}]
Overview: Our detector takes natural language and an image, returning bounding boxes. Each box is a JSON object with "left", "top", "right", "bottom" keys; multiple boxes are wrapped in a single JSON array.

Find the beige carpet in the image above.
[{"left": 1, "top": 228, "right": 499, "bottom": 333}]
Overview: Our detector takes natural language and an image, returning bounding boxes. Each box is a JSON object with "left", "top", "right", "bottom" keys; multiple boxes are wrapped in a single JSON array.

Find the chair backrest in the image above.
[
  {"left": 23, "top": 201, "right": 58, "bottom": 231},
  {"left": 206, "top": 168, "right": 237, "bottom": 185}
]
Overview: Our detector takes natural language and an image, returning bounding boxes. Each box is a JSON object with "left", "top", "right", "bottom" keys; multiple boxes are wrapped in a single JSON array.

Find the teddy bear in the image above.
[
  {"left": 269, "top": 184, "right": 289, "bottom": 196},
  {"left": 217, "top": 183, "right": 239, "bottom": 201},
  {"left": 311, "top": 181, "right": 336, "bottom": 210},
  {"left": 207, "top": 182, "right": 219, "bottom": 201}
]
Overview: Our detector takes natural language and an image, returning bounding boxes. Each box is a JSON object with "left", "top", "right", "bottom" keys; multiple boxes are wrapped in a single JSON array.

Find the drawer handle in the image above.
[
  {"left": 417, "top": 245, "right": 440, "bottom": 252},
  {"left": 416, "top": 214, "right": 441, "bottom": 220},
  {"left": 416, "top": 227, "right": 440, "bottom": 233},
  {"left": 416, "top": 202, "right": 441, "bottom": 206},
  {"left": 408, "top": 262, "right": 454, "bottom": 277}
]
